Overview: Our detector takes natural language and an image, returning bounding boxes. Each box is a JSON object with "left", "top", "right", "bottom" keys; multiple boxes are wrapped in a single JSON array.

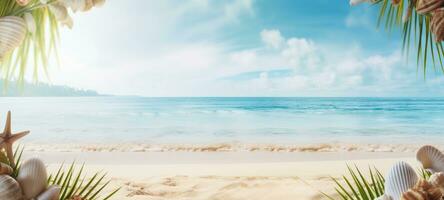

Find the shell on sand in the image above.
[
  {"left": 0, "top": 16, "right": 27, "bottom": 59},
  {"left": 384, "top": 161, "right": 418, "bottom": 200},
  {"left": 17, "top": 158, "right": 48, "bottom": 199},
  {"left": 416, "top": 145, "right": 444, "bottom": 173},
  {"left": 37, "top": 185, "right": 61, "bottom": 200},
  {"left": 0, "top": 175, "right": 24, "bottom": 200}
]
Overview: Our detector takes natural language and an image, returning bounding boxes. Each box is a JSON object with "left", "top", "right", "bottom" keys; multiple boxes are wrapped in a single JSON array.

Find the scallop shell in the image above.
[
  {"left": 384, "top": 161, "right": 418, "bottom": 200},
  {"left": 17, "top": 158, "right": 48, "bottom": 199},
  {"left": 416, "top": 145, "right": 444, "bottom": 173},
  {"left": 0, "top": 16, "right": 27, "bottom": 59},
  {"left": 416, "top": 0, "right": 444, "bottom": 14},
  {"left": 0, "top": 162, "right": 13, "bottom": 175},
  {"left": 0, "top": 175, "right": 24, "bottom": 200},
  {"left": 37, "top": 185, "right": 61, "bottom": 200}
]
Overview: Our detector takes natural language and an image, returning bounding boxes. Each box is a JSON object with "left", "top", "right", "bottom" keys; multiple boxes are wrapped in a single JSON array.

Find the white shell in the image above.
[
  {"left": 0, "top": 163, "right": 13, "bottom": 175},
  {"left": 17, "top": 158, "right": 48, "bottom": 199},
  {"left": 383, "top": 161, "right": 418, "bottom": 200},
  {"left": 49, "top": 3, "right": 69, "bottom": 22},
  {"left": 0, "top": 16, "right": 27, "bottom": 59},
  {"left": 0, "top": 175, "right": 24, "bottom": 200},
  {"left": 416, "top": 145, "right": 444, "bottom": 173},
  {"left": 374, "top": 194, "right": 392, "bottom": 200},
  {"left": 37, "top": 185, "right": 61, "bottom": 200}
]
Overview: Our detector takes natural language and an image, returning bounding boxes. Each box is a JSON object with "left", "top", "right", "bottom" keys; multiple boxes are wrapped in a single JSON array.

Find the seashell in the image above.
[
  {"left": 384, "top": 161, "right": 418, "bottom": 200},
  {"left": 16, "top": 0, "right": 30, "bottom": 6},
  {"left": 431, "top": 8, "right": 444, "bottom": 42},
  {"left": 416, "top": 145, "right": 444, "bottom": 173},
  {"left": 409, "top": 179, "right": 442, "bottom": 200},
  {"left": 375, "top": 194, "right": 393, "bottom": 200},
  {"left": 17, "top": 158, "right": 48, "bottom": 199},
  {"left": 392, "top": 0, "right": 401, "bottom": 5},
  {"left": 37, "top": 185, "right": 61, "bottom": 200},
  {"left": 429, "top": 172, "right": 444, "bottom": 193},
  {"left": 93, "top": 0, "right": 105, "bottom": 7},
  {"left": 0, "top": 175, "right": 24, "bottom": 200},
  {"left": 0, "top": 163, "right": 13, "bottom": 175},
  {"left": 401, "top": 188, "right": 428, "bottom": 200},
  {"left": 0, "top": 16, "right": 27, "bottom": 59},
  {"left": 416, "top": 0, "right": 444, "bottom": 14}
]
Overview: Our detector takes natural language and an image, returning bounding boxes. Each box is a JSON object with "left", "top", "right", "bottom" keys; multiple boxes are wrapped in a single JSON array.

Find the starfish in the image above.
[{"left": 0, "top": 111, "right": 29, "bottom": 168}]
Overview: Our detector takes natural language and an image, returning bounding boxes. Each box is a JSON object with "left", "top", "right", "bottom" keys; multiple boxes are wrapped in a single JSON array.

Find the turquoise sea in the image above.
[{"left": 1, "top": 97, "right": 444, "bottom": 144}]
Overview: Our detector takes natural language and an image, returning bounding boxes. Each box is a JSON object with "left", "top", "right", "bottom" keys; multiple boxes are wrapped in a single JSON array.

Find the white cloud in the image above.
[
  {"left": 39, "top": 1, "right": 444, "bottom": 97},
  {"left": 260, "top": 29, "right": 284, "bottom": 49}
]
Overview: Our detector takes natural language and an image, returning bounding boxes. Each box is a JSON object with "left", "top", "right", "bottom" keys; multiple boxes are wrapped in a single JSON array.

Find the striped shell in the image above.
[
  {"left": 416, "top": 145, "right": 444, "bottom": 173},
  {"left": 17, "top": 158, "right": 48, "bottom": 199},
  {"left": 384, "top": 161, "right": 418, "bottom": 200},
  {"left": 0, "top": 163, "right": 13, "bottom": 175},
  {"left": 401, "top": 180, "right": 442, "bottom": 200},
  {"left": 432, "top": 8, "right": 444, "bottom": 42},
  {"left": 416, "top": 0, "right": 444, "bottom": 14},
  {"left": 401, "top": 189, "right": 428, "bottom": 200},
  {"left": 37, "top": 185, "right": 61, "bottom": 200},
  {"left": 0, "top": 16, "right": 26, "bottom": 59},
  {"left": 0, "top": 175, "right": 24, "bottom": 200}
]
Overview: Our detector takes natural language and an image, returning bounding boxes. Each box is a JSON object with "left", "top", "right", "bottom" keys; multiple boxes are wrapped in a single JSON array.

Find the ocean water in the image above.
[{"left": 1, "top": 97, "right": 444, "bottom": 144}]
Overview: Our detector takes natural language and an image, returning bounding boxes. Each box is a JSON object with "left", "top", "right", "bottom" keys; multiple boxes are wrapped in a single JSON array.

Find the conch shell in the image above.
[
  {"left": 0, "top": 163, "right": 13, "bottom": 175},
  {"left": 378, "top": 161, "right": 418, "bottom": 200},
  {"left": 0, "top": 16, "right": 27, "bottom": 59},
  {"left": 431, "top": 8, "right": 444, "bottom": 42},
  {"left": 17, "top": 158, "right": 48, "bottom": 199},
  {"left": 401, "top": 180, "right": 442, "bottom": 200},
  {"left": 0, "top": 175, "right": 24, "bottom": 200},
  {"left": 416, "top": 0, "right": 444, "bottom": 14},
  {"left": 416, "top": 145, "right": 444, "bottom": 173}
]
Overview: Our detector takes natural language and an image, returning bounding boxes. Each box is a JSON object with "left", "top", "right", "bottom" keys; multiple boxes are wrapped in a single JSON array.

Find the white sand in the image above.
[{"left": 21, "top": 151, "right": 421, "bottom": 200}]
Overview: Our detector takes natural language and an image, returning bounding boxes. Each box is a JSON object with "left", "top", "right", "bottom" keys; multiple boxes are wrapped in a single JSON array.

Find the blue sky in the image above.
[{"left": 45, "top": 0, "right": 444, "bottom": 96}]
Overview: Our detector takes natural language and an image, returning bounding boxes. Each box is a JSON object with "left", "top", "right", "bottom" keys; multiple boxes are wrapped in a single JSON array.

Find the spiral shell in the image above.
[
  {"left": 17, "top": 158, "right": 48, "bottom": 199},
  {"left": 0, "top": 16, "right": 27, "bottom": 59},
  {"left": 0, "top": 163, "right": 13, "bottom": 175},
  {"left": 416, "top": 0, "right": 444, "bottom": 14},
  {"left": 416, "top": 145, "right": 444, "bottom": 173},
  {"left": 37, "top": 185, "right": 61, "bottom": 200},
  {"left": 401, "top": 180, "right": 442, "bottom": 200},
  {"left": 0, "top": 175, "right": 24, "bottom": 200},
  {"left": 431, "top": 8, "right": 444, "bottom": 42},
  {"left": 384, "top": 161, "right": 418, "bottom": 200}
]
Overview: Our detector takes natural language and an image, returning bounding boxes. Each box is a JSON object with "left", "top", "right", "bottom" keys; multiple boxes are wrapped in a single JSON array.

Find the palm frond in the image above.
[
  {"left": 372, "top": 0, "right": 444, "bottom": 76},
  {"left": 2, "top": 146, "right": 120, "bottom": 200},
  {"left": 325, "top": 165, "right": 433, "bottom": 200},
  {"left": 0, "top": 0, "right": 59, "bottom": 85}
]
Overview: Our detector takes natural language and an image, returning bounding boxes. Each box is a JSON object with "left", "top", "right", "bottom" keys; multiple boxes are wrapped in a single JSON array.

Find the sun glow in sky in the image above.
[{"left": 46, "top": 0, "right": 444, "bottom": 97}]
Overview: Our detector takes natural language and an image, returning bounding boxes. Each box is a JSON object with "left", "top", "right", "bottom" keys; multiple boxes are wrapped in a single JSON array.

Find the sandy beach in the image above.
[{"left": 20, "top": 148, "right": 423, "bottom": 200}]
